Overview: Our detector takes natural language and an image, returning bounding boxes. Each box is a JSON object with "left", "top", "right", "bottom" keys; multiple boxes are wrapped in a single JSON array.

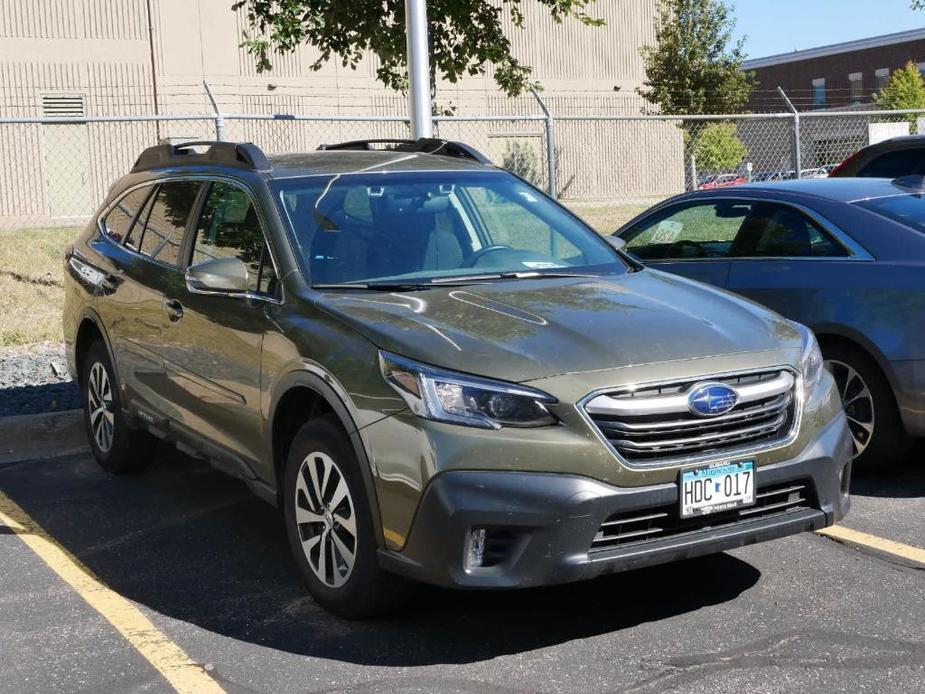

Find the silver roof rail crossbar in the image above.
[
  {"left": 131, "top": 141, "right": 271, "bottom": 173},
  {"left": 317, "top": 137, "right": 493, "bottom": 165}
]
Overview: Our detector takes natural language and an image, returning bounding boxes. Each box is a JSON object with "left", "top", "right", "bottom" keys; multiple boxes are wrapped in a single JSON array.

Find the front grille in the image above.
[
  {"left": 590, "top": 480, "right": 816, "bottom": 553},
  {"left": 584, "top": 369, "right": 798, "bottom": 465}
]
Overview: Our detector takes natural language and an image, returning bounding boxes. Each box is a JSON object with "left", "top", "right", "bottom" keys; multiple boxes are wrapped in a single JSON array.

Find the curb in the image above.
[{"left": 0, "top": 410, "right": 87, "bottom": 465}]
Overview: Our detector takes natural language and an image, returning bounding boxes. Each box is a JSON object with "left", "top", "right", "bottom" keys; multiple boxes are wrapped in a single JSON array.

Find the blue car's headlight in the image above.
[
  {"left": 795, "top": 323, "right": 824, "bottom": 397},
  {"left": 379, "top": 351, "right": 557, "bottom": 429}
]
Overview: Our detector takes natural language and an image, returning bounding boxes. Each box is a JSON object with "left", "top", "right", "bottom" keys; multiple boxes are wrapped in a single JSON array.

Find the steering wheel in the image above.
[{"left": 463, "top": 245, "right": 514, "bottom": 268}]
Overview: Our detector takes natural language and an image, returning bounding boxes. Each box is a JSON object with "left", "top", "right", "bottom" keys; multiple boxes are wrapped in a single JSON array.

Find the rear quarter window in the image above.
[{"left": 101, "top": 186, "right": 153, "bottom": 243}]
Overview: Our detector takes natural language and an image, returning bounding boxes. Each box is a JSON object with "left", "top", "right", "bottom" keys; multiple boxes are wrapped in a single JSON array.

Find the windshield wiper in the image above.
[{"left": 430, "top": 270, "right": 597, "bottom": 284}]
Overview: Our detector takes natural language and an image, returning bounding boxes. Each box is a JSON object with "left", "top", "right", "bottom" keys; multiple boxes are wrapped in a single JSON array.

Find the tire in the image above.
[
  {"left": 822, "top": 342, "right": 909, "bottom": 471},
  {"left": 81, "top": 340, "right": 157, "bottom": 474},
  {"left": 282, "top": 415, "right": 411, "bottom": 618}
]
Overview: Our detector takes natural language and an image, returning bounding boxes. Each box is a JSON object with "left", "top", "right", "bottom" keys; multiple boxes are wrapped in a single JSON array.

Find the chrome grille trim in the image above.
[
  {"left": 609, "top": 411, "right": 788, "bottom": 452},
  {"left": 585, "top": 371, "right": 794, "bottom": 417},
  {"left": 579, "top": 367, "right": 802, "bottom": 469}
]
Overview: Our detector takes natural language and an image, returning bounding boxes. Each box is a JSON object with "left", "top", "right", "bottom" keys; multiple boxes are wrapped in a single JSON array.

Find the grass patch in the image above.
[
  {"left": 564, "top": 202, "right": 658, "bottom": 234},
  {"left": 0, "top": 228, "right": 77, "bottom": 347}
]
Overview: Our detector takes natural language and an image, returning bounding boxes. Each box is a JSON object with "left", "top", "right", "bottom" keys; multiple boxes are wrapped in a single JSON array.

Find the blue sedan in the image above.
[{"left": 613, "top": 177, "right": 925, "bottom": 468}]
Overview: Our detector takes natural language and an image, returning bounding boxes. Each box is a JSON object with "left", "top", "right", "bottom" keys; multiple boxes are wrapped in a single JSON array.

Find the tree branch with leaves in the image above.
[
  {"left": 638, "top": 0, "right": 754, "bottom": 116},
  {"left": 233, "top": 0, "right": 603, "bottom": 98}
]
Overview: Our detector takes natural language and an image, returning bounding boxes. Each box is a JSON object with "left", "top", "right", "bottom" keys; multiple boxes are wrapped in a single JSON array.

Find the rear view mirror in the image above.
[
  {"left": 186, "top": 257, "right": 249, "bottom": 294},
  {"left": 606, "top": 236, "right": 627, "bottom": 252}
]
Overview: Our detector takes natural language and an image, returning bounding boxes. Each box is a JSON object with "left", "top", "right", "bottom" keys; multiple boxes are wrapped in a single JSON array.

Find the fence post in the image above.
[
  {"left": 203, "top": 81, "right": 226, "bottom": 142},
  {"left": 531, "top": 88, "right": 557, "bottom": 198},
  {"left": 778, "top": 87, "right": 801, "bottom": 178}
]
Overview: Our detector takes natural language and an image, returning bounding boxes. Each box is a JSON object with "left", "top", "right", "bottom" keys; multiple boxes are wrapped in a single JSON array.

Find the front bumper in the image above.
[{"left": 379, "top": 412, "right": 852, "bottom": 589}]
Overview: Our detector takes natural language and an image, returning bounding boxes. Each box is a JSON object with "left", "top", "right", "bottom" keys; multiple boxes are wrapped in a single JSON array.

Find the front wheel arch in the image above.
[{"left": 268, "top": 371, "right": 385, "bottom": 549}]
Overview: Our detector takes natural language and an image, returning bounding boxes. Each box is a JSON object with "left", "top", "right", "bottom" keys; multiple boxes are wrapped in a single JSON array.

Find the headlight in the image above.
[
  {"left": 796, "top": 323, "right": 824, "bottom": 396},
  {"left": 379, "top": 351, "right": 558, "bottom": 429}
]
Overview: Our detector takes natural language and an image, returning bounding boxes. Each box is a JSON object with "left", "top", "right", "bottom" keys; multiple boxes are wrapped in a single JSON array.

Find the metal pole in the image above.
[
  {"left": 530, "top": 88, "right": 557, "bottom": 198},
  {"left": 405, "top": 0, "right": 433, "bottom": 139},
  {"left": 203, "top": 81, "right": 225, "bottom": 142},
  {"left": 778, "top": 87, "right": 802, "bottom": 178},
  {"left": 144, "top": 0, "right": 161, "bottom": 142}
]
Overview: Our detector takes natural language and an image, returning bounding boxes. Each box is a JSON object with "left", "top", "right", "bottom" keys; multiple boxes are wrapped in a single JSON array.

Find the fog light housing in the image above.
[{"left": 465, "top": 528, "right": 487, "bottom": 569}]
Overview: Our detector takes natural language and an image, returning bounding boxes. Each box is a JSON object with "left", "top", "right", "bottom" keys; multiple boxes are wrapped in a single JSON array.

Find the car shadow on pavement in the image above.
[
  {"left": 850, "top": 443, "right": 925, "bottom": 499},
  {"left": 0, "top": 448, "right": 762, "bottom": 667}
]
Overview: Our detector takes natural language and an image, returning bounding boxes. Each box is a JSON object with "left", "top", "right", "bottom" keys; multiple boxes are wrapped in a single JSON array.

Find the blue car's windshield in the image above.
[
  {"left": 272, "top": 171, "right": 626, "bottom": 286},
  {"left": 854, "top": 194, "right": 925, "bottom": 234}
]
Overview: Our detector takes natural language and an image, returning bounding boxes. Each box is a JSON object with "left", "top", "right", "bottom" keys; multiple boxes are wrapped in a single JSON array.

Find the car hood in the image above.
[{"left": 316, "top": 269, "right": 801, "bottom": 383}]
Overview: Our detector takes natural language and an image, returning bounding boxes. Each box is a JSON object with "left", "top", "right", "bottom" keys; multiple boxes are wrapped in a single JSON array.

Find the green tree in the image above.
[
  {"left": 874, "top": 61, "right": 925, "bottom": 127},
  {"left": 692, "top": 122, "right": 747, "bottom": 172},
  {"left": 638, "top": 0, "right": 755, "bottom": 115},
  {"left": 232, "top": 1, "right": 603, "bottom": 98}
]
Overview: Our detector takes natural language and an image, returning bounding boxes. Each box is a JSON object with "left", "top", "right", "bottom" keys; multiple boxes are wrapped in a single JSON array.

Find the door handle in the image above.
[{"left": 163, "top": 297, "right": 184, "bottom": 322}]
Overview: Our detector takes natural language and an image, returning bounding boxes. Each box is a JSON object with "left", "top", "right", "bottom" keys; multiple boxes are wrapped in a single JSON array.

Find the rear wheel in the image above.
[
  {"left": 282, "top": 415, "right": 411, "bottom": 618},
  {"left": 81, "top": 341, "right": 157, "bottom": 474},
  {"left": 822, "top": 342, "right": 909, "bottom": 470}
]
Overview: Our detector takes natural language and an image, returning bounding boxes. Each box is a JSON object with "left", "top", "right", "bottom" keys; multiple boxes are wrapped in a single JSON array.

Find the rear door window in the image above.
[
  {"left": 102, "top": 186, "right": 153, "bottom": 244},
  {"left": 735, "top": 203, "right": 849, "bottom": 258},
  {"left": 136, "top": 181, "right": 202, "bottom": 267}
]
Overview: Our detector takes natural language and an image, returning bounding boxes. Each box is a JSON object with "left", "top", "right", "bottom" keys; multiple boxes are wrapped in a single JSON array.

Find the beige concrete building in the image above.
[
  {"left": 0, "top": 0, "right": 683, "bottom": 226},
  {"left": 0, "top": 0, "right": 656, "bottom": 117}
]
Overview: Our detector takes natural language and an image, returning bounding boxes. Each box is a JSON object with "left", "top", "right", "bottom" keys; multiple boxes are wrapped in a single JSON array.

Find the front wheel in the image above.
[
  {"left": 823, "top": 343, "right": 909, "bottom": 470},
  {"left": 282, "top": 415, "right": 411, "bottom": 618},
  {"left": 81, "top": 341, "right": 157, "bottom": 474}
]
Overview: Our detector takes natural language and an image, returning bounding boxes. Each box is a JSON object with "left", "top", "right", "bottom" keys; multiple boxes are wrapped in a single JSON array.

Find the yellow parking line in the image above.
[
  {"left": 0, "top": 491, "right": 224, "bottom": 694},
  {"left": 817, "top": 525, "right": 925, "bottom": 566}
]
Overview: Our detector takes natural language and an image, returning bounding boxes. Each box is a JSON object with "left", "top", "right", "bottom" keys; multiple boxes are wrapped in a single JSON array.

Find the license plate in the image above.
[{"left": 680, "top": 460, "right": 755, "bottom": 518}]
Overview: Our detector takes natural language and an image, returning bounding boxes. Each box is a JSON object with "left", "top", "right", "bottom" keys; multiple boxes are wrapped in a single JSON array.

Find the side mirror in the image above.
[
  {"left": 605, "top": 236, "right": 627, "bottom": 253},
  {"left": 186, "top": 257, "right": 249, "bottom": 294}
]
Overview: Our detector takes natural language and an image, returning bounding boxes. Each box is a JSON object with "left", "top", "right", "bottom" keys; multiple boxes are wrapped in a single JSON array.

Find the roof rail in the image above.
[
  {"left": 317, "top": 137, "right": 492, "bottom": 165},
  {"left": 131, "top": 141, "right": 271, "bottom": 173}
]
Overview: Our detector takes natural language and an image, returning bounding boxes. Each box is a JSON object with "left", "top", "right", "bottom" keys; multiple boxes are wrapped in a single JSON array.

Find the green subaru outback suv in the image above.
[{"left": 63, "top": 139, "right": 852, "bottom": 617}]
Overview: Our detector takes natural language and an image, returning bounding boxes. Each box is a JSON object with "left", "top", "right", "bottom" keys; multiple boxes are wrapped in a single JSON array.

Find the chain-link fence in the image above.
[{"left": 3, "top": 106, "right": 925, "bottom": 234}]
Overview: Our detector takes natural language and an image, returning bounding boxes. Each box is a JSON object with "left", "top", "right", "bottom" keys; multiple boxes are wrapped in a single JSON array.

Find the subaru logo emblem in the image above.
[{"left": 688, "top": 382, "right": 739, "bottom": 417}]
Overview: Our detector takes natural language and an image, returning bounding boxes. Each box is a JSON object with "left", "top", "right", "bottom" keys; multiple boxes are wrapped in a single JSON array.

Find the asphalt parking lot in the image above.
[{"left": 1, "top": 441, "right": 923, "bottom": 693}]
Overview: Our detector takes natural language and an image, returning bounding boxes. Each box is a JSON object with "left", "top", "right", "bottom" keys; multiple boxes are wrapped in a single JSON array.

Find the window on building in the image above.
[
  {"left": 812, "top": 78, "right": 826, "bottom": 108},
  {"left": 875, "top": 68, "right": 890, "bottom": 92},
  {"left": 849, "top": 72, "right": 863, "bottom": 103}
]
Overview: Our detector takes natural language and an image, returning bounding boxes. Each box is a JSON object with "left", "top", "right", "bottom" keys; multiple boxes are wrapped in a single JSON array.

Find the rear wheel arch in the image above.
[
  {"left": 268, "top": 371, "right": 385, "bottom": 548},
  {"left": 74, "top": 311, "right": 116, "bottom": 389}
]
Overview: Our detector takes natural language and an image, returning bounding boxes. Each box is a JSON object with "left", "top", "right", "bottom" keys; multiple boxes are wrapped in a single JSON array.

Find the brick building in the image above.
[{"left": 743, "top": 28, "right": 925, "bottom": 112}]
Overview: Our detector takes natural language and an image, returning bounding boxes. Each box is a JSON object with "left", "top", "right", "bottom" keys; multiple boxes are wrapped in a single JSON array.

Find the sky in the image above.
[{"left": 730, "top": 0, "right": 925, "bottom": 59}]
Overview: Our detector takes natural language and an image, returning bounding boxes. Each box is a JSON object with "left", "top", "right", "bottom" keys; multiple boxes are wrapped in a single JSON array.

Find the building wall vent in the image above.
[{"left": 41, "top": 95, "right": 86, "bottom": 118}]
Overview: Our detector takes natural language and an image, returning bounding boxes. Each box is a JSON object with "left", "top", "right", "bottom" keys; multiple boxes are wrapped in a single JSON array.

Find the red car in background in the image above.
[{"left": 698, "top": 173, "right": 746, "bottom": 190}]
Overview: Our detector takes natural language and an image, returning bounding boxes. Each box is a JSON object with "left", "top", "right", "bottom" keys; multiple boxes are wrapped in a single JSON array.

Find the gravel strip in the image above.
[{"left": 0, "top": 342, "right": 81, "bottom": 417}]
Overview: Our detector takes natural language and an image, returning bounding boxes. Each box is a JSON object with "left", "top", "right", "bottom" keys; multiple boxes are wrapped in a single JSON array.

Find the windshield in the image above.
[
  {"left": 272, "top": 171, "right": 626, "bottom": 286},
  {"left": 854, "top": 194, "right": 925, "bottom": 234}
]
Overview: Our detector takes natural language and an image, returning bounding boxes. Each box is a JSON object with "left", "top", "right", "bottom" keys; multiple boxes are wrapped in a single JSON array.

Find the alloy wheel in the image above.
[
  {"left": 87, "top": 361, "right": 115, "bottom": 453},
  {"left": 824, "top": 359, "right": 874, "bottom": 458},
  {"left": 294, "top": 451, "right": 357, "bottom": 588}
]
